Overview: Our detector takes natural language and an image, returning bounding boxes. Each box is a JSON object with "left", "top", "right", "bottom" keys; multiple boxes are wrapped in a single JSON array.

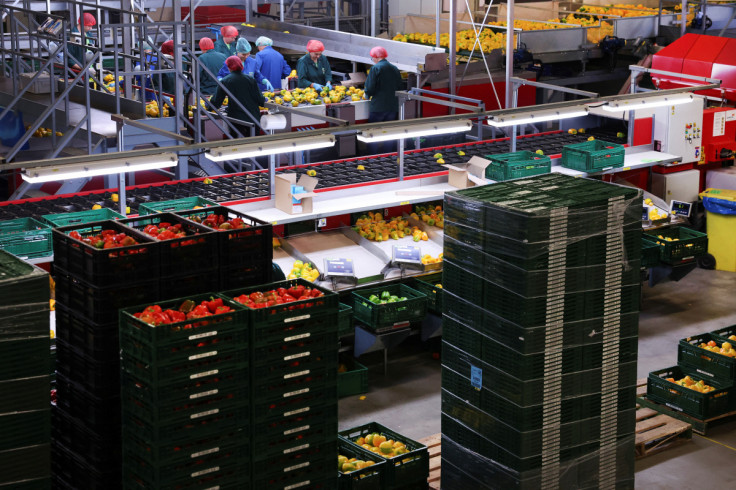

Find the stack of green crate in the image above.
[
  {"left": 441, "top": 173, "right": 641, "bottom": 489},
  {"left": 0, "top": 250, "right": 51, "bottom": 489},
  {"left": 119, "top": 294, "right": 251, "bottom": 489},
  {"left": 221, "top": 279, "right": 339, "bottom": 489}
]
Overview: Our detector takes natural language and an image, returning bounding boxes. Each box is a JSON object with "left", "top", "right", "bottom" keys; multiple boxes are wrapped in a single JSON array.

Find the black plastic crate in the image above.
[
  {"left": 678, "top": 333, "right": 736, "bottom": 383},
  {"left": 251, "top": 441, "right": 336, "bottom": 490},
  {"left": 253, "top": 417, "right": 336, "bottom": 462},
  {"left": 52, "top": 407, "right": 121, "bottom": 466},
  {"left": 253, "top": 363, "right": 335, "bottom": 406},
  {"left": 647, "top": 366, "right": 731, "bottom": 419},
  {"left": 158, "top": 269, "right": 220, "bottom": 301},
  {"left": 0, "top": 443, "right": 50, "bottom": 486},
  {"left": 338, "top": 303, "right": 354, "bottom": 337},
  {"left": 53, "top": 220, "right": 157, "bottom": 287},
  {"left": 55, "top": 373, "right": 121, "bottom": 427},
  {"left": 0, "top": 409, "right": 50, "bottom": 452},
  {"left": 55, "top": 268, "right": 158, "bottom": 324},
  {"left": 442, "top": 388, "right": 635, "bottom": 456},
  {"left": 55, "top": 343, "right": 120, "bottom": 398},
  {"left": 338, "top": 354, "right": 369, "bottom": 399},
  {"left": 119, "top": 213, "right": 219, "bottom": 276},
  {"left": 254, "top": 403, "right": 337, "bottom": 446},
  {"left": 0, "top": 476, "right": 51, "bottom": 489},
  {"left": 54, "top": 304, "right": 118, "bottom": 361},
  {"left": 643, "top": 226, "right": 708, "bottom": 264},
  {"left": 712, "top": 325, "right": 736, "bottom": 344},
  {"left": 442, "top": 341, "right": 637, "bottom": 406},
  {"left": 411, "top": 272, "right": 443, "bottom": 314},
  {"left": 0, "top": 375, "right": 50, "bottom": 413},
  {"left": 0, "top": 336, "right": 50, "bottom": 381},
  {"left": 338, "top": 422, "right": 429, "bottom": 489},
  {"left": 123, "top": 428, "right": 246, "bottom": 466},
  {"left": 52, "top": 441, "right": 120, "bottom": 490},
  {"left": 351, "top": 284, "right": 427, "bottom": 331},
  {"left": 253, "top": 331, "right": 337, "bottom": 367},
  {"left": 0, "top": 249, "right": 50, "bottom": 308},
  {"left": 338, "top": 438, "right": 386, "bottom": 490},
  {"left": 253, "top": 384, "right": 338, "bottom": 424}
]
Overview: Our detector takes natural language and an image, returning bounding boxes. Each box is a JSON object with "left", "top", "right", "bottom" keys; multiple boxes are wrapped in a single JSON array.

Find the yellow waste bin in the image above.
[{"left": 700, "top": 188, "right": 736, "bottom": 272}]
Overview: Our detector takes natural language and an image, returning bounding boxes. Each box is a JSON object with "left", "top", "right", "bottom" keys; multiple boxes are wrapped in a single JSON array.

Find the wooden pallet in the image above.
[
  {"left": 635, "top": 406, "right": 692, "bottom": 458},
  {"left": 419, "top": 433, "right": 442, "bottom": 489}
]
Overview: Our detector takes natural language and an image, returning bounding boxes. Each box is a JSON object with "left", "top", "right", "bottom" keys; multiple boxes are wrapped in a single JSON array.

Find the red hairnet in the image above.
[
  {"left": 161, "top": 40, "right": 174, "bottom": 56},
  {"left": 221, "top": 25, "right": 238, "bottom": 38},
  {"left": 226, "top": 55, "right": 243, "bottom": 72},
  {"left": 79, "top": 13, "right": 96, "bottom": 26},
  {"left": 306, "top": 40, "right": 325, "bottom": 53},
  {"left": 199, "top": 37, "right": 214, "bottom": 51},
  {"left": 369, "top": 46, "right": 388, "bottom": 59}
]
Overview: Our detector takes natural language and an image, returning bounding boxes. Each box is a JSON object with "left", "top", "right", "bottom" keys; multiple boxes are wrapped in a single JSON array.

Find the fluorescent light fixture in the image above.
[
  {"left": 357, "top": 120, "right": 473, "bottom": 143},
  {"left": 21, "top": 153, "right": 178, "bottom": 183},
  {"left": 601, "top": 94, "right": 694, "bottom": 112},
  {"left": 487, "top": 109, "right": 589, "bottom": 127},
  {"left": 205, "top": 135, "right": 336, "bottom": 161}
]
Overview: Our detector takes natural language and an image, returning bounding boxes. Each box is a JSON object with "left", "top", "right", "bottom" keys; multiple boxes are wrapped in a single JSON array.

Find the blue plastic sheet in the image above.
[
  {"left": 703, "top": 197, "right": 736, "bottom": 216},
  {"left": 0, "top": 108, "right": 30, "bottom": 150}
]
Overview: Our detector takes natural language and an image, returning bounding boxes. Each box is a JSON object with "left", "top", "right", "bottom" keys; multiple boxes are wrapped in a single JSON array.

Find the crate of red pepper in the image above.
[
  {"left": 119, "top": 213, "right": 218, "bottom": 277},
  {"left": 222, "top": 278, "right": 338, "bottom": 329},
  {"left": 53, "top": 220, "right": 157, "bottom": 287}
]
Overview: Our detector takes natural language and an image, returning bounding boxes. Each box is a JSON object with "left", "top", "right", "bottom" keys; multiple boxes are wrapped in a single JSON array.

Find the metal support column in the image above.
[{"left": 506, "top": 0, "right": 514, "bottom": 109}]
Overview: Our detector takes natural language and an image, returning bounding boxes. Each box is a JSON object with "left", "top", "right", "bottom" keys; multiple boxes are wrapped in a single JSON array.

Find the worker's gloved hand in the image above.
[
  {"left": 325, "top": 82, "right": 332, "bottom": 91},
  {"left": 312, "top": 83, "right": 324, "bottom": 92},
  {"left": 264, "top": 79, "right": 274, "bottom": 91},
  {"left": 217, "top": 76, "right": 223, "bottom": 81}
]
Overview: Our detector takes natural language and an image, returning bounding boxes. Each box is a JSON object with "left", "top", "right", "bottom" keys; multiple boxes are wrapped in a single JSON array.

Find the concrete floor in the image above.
[{"left": 338, "top": 267, "right": 736, "bottom": 488}]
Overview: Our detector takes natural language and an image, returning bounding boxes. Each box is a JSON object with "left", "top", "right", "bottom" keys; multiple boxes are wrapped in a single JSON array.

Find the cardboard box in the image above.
[
  {"left": 446, "top": 156, "right": 491, "bottom": 188},
  {"left": 341, "top": 72, "right": 367, "bottom": 88},
  {"left": 275, "top": 173, "right": 318, "bottom": 214}
]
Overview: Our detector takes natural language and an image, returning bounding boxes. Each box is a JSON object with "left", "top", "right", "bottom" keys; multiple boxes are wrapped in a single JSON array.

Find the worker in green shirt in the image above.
[
  {"left": 215, "top": 25, "right": 238, "bottom": 58},
  {"left": 364, "top": 46, "right": 403, "bottom": 154},
  {"left": 67, "top": 13, "right": 96, "bottom": 73},
  {"left": 296, "top": 40, "right": 332, "bottom": 91},
  {"left": 197, "top": 37, "right": 226, "bottom": 96},
  {"left": 211, "top": 56, "right": 265, "bottom": 138}
]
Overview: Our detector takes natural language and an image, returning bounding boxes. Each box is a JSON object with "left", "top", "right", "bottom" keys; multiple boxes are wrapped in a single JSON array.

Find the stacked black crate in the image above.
[
  {"left": 440, "top": 174, "right": 642, "bottom": 489},
  {"left": 119, "top": 294, "right": 251, "bottom": 488},
  {"left": 51, "top": 221, "right": 159, "bottom": 488},
  {"left": 221, "top": 279, "right": 339, "bottom": 489},
  {"left": 0, "top": 250, "right": 51, "bottom": 489}
]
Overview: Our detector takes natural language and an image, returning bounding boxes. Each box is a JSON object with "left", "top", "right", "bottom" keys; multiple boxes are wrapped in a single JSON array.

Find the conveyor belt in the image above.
[{"left": 0, "top": 129, "right": 626, "bottom": 220}]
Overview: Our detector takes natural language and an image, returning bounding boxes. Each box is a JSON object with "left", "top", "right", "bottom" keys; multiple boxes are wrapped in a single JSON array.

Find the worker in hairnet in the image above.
[
  {"left": 134, "top": 41, "right": 156, "bottom": 101},
  {"left": 296, "top": 40, "right": 332, "bottom": 91},
  {"left": 67, "top": 13, "right": 97, "bottom": 73},
  {"left": 216, "top": 38, "right": 273, "bottom": 91},
  {"left": 215, "top": 25, "right": 239, "bottom": 57},
  {"left": 364, "top": 46, "right": 402, "bottom": 154},
  {"left": 153, "top": 39, "right": 176, "bottom": 95},
  {"left": 198, "top": 37, "right": 227, "bottom": 96},
  {"left": 211, "top": 56, "right": 265, "bottom": 138},
  {"left": 254, "top": 36, "right": 290, "bottom": 92}
]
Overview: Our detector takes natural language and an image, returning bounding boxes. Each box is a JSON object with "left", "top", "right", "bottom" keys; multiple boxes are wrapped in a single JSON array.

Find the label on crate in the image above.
[
  {"left": 284, "top": 388, "right": 310, "bottom": 398},
  {"left": 284, "top": 425, "right": 310, "bottom": 436},
  {"left": 284, "top": 407, "right": 310, "bottom": 417},
  {"left": 285, "top": 480, "right": 311, "bottom": 489},
  {"left": 191, "top": 447, "right": 220, "bottom": 458},
  {"left": 190, "top": 389, "right": 219, "bottom": 400},
  {"left": 191, "top": 369, "right": 218, "bottom": 379},
  {"left": 189, "top": 330, "right": 217, "bottom": 340},
  {"left": 665, "top": 402, "right": 684, "bottom": 412},
  {"left": 284, "top": 314, "right": 311, "bottom": 323},
  {"left": 191, "top": 408, "right": 220, "bottom": 419},
  {"left": 284, "top": 351, "right": 310, "bottom": 361},
  {"left": 393, "top": 245, "right": 422, "bottom": 264},
  {"left": 191, "top": 467, "right": 219, "bottom": 478},
  {"left": 470, "top": 365, "right": 482, "bottom": 390},
  {"left": 284, "top": 333, "right": 311, "bottom": 342},
  {"left": 284, "top": 443, "right": 310, "bottom": 454},
  {"left": 696, "top": 368, "right": 715, "bottom": 378},
  {"left": 284, "top": 370, "right": 310, "bottom": 380},
  {"left": 284, "top": 463, "right": 310, "bottom": 473},
  {"left": 203, "top": 486, "right": 220, "bottom": 490},
  {"left": 324, "top": 258, "right": 355, "bottom": 277},
  {"left": 189, "top": 350, "right": 217, "bottom": 361}
]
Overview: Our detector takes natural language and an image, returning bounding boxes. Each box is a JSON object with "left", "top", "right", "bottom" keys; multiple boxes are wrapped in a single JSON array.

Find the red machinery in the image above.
[{"left": 697, "top": 107, "right": 736, "bottom": 191}]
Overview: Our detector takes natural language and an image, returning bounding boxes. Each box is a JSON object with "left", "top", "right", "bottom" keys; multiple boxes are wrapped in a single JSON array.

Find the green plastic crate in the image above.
[
  {"left": 41, "top": 208, "right": 124, "bottom": 227},
  {"left": 643, "top": 226, "right": 708, "bottom": 264},
  {"left": 484, "top": 151, "right": 551, "bottom": 181},
  {"left": 647, "top": 366, "right": 731, "bottom": 419},
  {"left": 711, "top": 325, "right": 736, "bottom": 344},
  {"left": 561, "top": 139, "right": 625, "bottom": 171},
  {"left": 0, "top": 249, "right": 49, "bottom": 309},
  {"left": 339, "top": 422, "right": 429, "bottom": 490},
  {"left": 338, "top": 354, "right": 368, "bottom": 398},
  {"left": 338, "top": 303, "right": 354, "bottom": 337},
  {"left": 677, "top": 333, "right": 736, "bottom": 384},
  {"left": 412, "top": 273, "right": 443, "bottom": 314},
  {"left": 137, "top": 196, "right": 217, "bottom": 215},
  {"left": 338, "top": 438, "right": 385, "bottom": 490},
  {"left": 641, "top": 238, "right": 660, "bottom": 268},
  {"left": 351, "top": 284, "right": 427, "bottom": 332},
  {"left": 0, "top": 218, "right": 52, "bottom": 259}
]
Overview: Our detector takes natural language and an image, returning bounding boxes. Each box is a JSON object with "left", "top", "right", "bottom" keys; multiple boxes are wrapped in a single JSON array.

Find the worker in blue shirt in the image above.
[
  {"left": 211, "top": 56, "right": 265, "bottom": 138},
  {"left": 217, "top": 39, "right": 273, "bottom": 91},
  {"left": 214, "top": 25, "right": 238, "bottom": 57},
  {"left": 364, "top": 46, "right": 403, "bottom": 154},
  {"left": 197, "top": 37, "right": 226, "bottom": 96},
  {"left": 296, "top": 40, "right": 332, "bottom": 91},
  {"left": 254, "top": 36, "right": 290, "bottom": 91}
]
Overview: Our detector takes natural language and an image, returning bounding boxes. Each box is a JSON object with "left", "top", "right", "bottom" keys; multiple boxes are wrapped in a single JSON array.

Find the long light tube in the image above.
[
  {"left": 205, "top": 135, "right": 336, "bottom": 161},
  {"left": 600, "top": 94, "right": 694, "bottom": 112},
  {"left": 356, "top": 120, "right": 473, "bottom": 143},
  {"left": 487, "top": 109, "right": 589, "bottom": 127},
  {"left": 21, "top": 153, "right": 178, "bottom": 183}
]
